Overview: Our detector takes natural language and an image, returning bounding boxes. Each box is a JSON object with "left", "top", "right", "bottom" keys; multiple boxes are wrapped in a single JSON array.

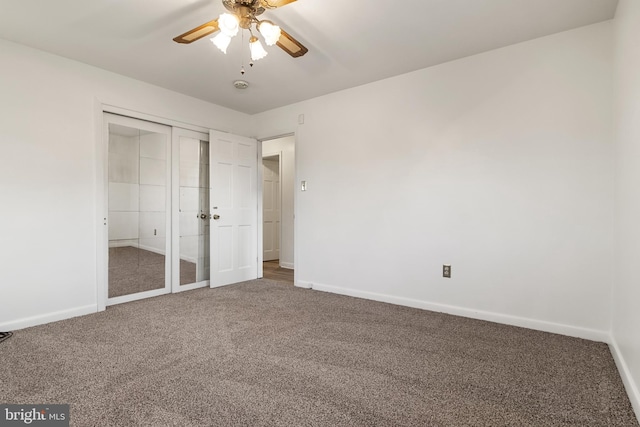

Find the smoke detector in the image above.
[{"left": 234, "top": 80, "right": 249, "bottom": 89}]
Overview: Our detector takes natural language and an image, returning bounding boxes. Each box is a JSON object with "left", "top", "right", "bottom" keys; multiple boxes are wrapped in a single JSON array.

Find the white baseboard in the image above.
[
  {"left": 137, "top": 243, "right": 166, "bottom": 256},
  {"left": 609, "top": 336, "right": 640, "bottom": 421},
  {"left": 179, "top": 255, "right": 197, "bottom": 263},
  {"left": 295, "top": 280, "right": 313, "bottom": 289},
  {"left": 280, "top": 262, "right": 294, "bottom": 270},
  {"left": 109, "top": 240, "right": 138, "bottom": 248},
  {"left": 308, "top": 282, "right": 609, "bottom": 342},
  {"left": 0, "top": 305, "right": 97, "bottom": 331}
]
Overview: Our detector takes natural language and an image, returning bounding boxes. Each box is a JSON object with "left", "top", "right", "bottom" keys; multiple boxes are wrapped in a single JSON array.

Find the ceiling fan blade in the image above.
[
  {"left": 276, "top": 29, "right": 308, "bottom": 57},
  {"left": 260, "top": 0, "right": 297, "bottom": 9},
  {"left": 173, "top": 19, "right": 219, "bottom": 44}
]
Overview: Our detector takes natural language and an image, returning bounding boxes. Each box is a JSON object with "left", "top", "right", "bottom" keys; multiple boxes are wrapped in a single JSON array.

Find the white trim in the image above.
[
  {"left": 309, "top": 282, "right": 610, "bottom": 342},
  {"left": 106, "top": 288, "right": 169, "bottom": 306},
  {"left": 280, "top": 262, "right": 294, "bottom": 270},
  {"left": 609, "top": 336, "right": 640, "bottom": 420},
  {"left": 179, "top": 255, "right": 197, "bottom": 263},
  {"left": 273, "top": 150, "right": 283, "bottom": 266},
  {"left": 137, "top": 243, "right": 167, "bottom": 256},
  {"left": 295, "top": 280, "right": 313, "bottom": 289},
  {"left": 108, "top": 240, "right": 138, "bottom": 248},
  {"left": 174, "top": 280, "right": 209, "bottom": 293},
  {"left": 95, "top": 99, "right": 108, "bottom": 312},
  {"left": 0, "top": 305, "right": 97, "bottom": 331},
  {"left": 292, "top": 131, "right": 299, "bottom": 289},
  {"left": 256, "top": 131, "right": 296, "bottom": 142},
  {"left": 262, "top": 152, "right": 282, "bottom": 157},
  {"left": 257, "top": 141, "right": 264, "bottom": 278},
  {"left": 103, "top": 104, "right": 216, "bottom": 135}
]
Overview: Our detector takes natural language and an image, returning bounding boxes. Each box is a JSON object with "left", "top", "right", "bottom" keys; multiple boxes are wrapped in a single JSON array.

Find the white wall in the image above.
[
  {"left": 612, "top": 0, "right": 640, "bottom": 417},
  {"left": 108, "top": 131, "right": 168, "bottom": 254},
  {"left": 262, "top": 136, "right": 295, "bottom": 269},
  {"left": 108, "top": 134, "right": 140, "bottom": 246},
  {"left": 0, "top": 38, "right": 250, "bottom": 330},
  {"left": 253, "top": 22, "right": 614, "bottom": 340},
  {"left": 138, "top": 132, "right": 168, "bottom": 254}
]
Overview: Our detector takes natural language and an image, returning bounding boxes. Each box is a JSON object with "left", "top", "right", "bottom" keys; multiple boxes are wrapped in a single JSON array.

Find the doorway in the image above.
[{"left": 261, "top": 135, "right": 295, "bottom": 283}]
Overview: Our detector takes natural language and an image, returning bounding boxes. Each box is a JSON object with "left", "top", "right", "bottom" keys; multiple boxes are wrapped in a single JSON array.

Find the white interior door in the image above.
[
  {"left": 209, "top": 130, "right": 259, "bottom": 288},
  {"left": 262, "top": 157, "right": 281, "bottom": 262}
]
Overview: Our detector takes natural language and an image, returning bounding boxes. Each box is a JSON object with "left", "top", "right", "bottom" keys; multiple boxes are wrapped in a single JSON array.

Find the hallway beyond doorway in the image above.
[{"left": 263, "top": 260, "right": 293, "bottom": 284}]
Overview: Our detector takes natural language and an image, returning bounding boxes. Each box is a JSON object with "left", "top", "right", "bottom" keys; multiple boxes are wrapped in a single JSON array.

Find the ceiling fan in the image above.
[{"left": 173, "top": 0, "right": 308, "bottom": 61}]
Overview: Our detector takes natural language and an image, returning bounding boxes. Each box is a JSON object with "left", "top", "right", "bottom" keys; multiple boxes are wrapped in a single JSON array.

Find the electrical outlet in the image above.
[{"left": 443, "top": 264, "right": 451, "bottom": 278}]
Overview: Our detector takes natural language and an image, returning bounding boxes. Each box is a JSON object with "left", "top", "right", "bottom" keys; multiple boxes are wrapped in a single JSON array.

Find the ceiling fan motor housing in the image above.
[{"left": 223, "top": 0, "right": 265, "bottom": 17}]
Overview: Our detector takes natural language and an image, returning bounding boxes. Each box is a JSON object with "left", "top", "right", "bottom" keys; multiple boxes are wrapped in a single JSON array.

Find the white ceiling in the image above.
[{"left": 0, "top": 0, "right": 618, "bottom": 114}]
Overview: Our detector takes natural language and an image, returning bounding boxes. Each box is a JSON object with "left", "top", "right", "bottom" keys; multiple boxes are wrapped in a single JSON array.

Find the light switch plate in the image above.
[{"left": 301, "top": 180, "right": 307, "bottom": 191}]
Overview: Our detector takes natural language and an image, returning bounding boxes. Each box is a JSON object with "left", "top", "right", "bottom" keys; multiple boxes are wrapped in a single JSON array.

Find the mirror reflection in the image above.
[
  {"left": 179, "top": 137, "right": 210, "bottom": 285},
  {"left": 108, "top": 124, "right": 167, "bottom": 298}
]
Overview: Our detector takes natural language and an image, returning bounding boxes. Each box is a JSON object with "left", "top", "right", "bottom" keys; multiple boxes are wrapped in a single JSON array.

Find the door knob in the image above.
[
  {"left": 212, "top": 214, "right": 220, "bottom": 220},
  {"left": 199, "top": 213, "right": 207, "bottom": 219}
]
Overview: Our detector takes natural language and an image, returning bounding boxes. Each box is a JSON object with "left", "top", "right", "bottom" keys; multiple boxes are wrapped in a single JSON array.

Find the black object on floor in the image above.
[{"left": 0, "top": 332, "right": 12, "bottom": 344}]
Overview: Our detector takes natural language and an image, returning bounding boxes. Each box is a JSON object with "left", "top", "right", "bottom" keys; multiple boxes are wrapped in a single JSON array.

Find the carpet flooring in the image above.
[
  {"left": 108, "top": 246, "right": 196, "bottom": 298},
  {"left": 1, "top": 280, "right": 637, "bottom": 426}
]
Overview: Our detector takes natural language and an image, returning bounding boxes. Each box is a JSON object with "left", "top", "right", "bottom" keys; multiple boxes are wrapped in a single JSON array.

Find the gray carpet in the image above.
[
  {"left": 1, "top": 280, "right": 637, "bottom": 426},
  {"left": 108, "top": 246, "right": 196, "bottom": 297}
]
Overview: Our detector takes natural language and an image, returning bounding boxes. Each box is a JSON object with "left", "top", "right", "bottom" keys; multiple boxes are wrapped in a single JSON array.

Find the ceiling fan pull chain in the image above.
[{"left": 240, "top": 30, "right": 246, "bottom": 74}]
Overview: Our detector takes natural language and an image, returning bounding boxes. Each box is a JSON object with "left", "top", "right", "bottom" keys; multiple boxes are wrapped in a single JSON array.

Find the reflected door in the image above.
[
  {"left": 262, "top": 157, "right": 280, "bottom": 262},
  {"left": 105, "top": 114, "right": 171, "bottom": 305},
  {"left": 173, "top": 129, "right": 211, "bottom": 292}
]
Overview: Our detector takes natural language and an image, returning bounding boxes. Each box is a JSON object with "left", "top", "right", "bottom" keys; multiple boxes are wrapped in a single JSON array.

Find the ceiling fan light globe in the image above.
[
  {"left": 218, "top": 13, "right": 240, "bottom": 37},
  {"left": 211, "top": 33, "right": 232, "bottom": 54},
  {"left": 258, "top": 21, "right": 281, "bottom": 46},
  {"left": 250, "top": 38, "right": 268, "bottom": 61}
]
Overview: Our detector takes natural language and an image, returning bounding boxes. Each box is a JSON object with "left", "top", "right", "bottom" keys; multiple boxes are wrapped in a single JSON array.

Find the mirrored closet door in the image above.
[
  {"left": 105, "top": 114, "right": 172, "bottom": 305},
  {"left": 172, "top": 128, "right": 211, "bottom": 292}
]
